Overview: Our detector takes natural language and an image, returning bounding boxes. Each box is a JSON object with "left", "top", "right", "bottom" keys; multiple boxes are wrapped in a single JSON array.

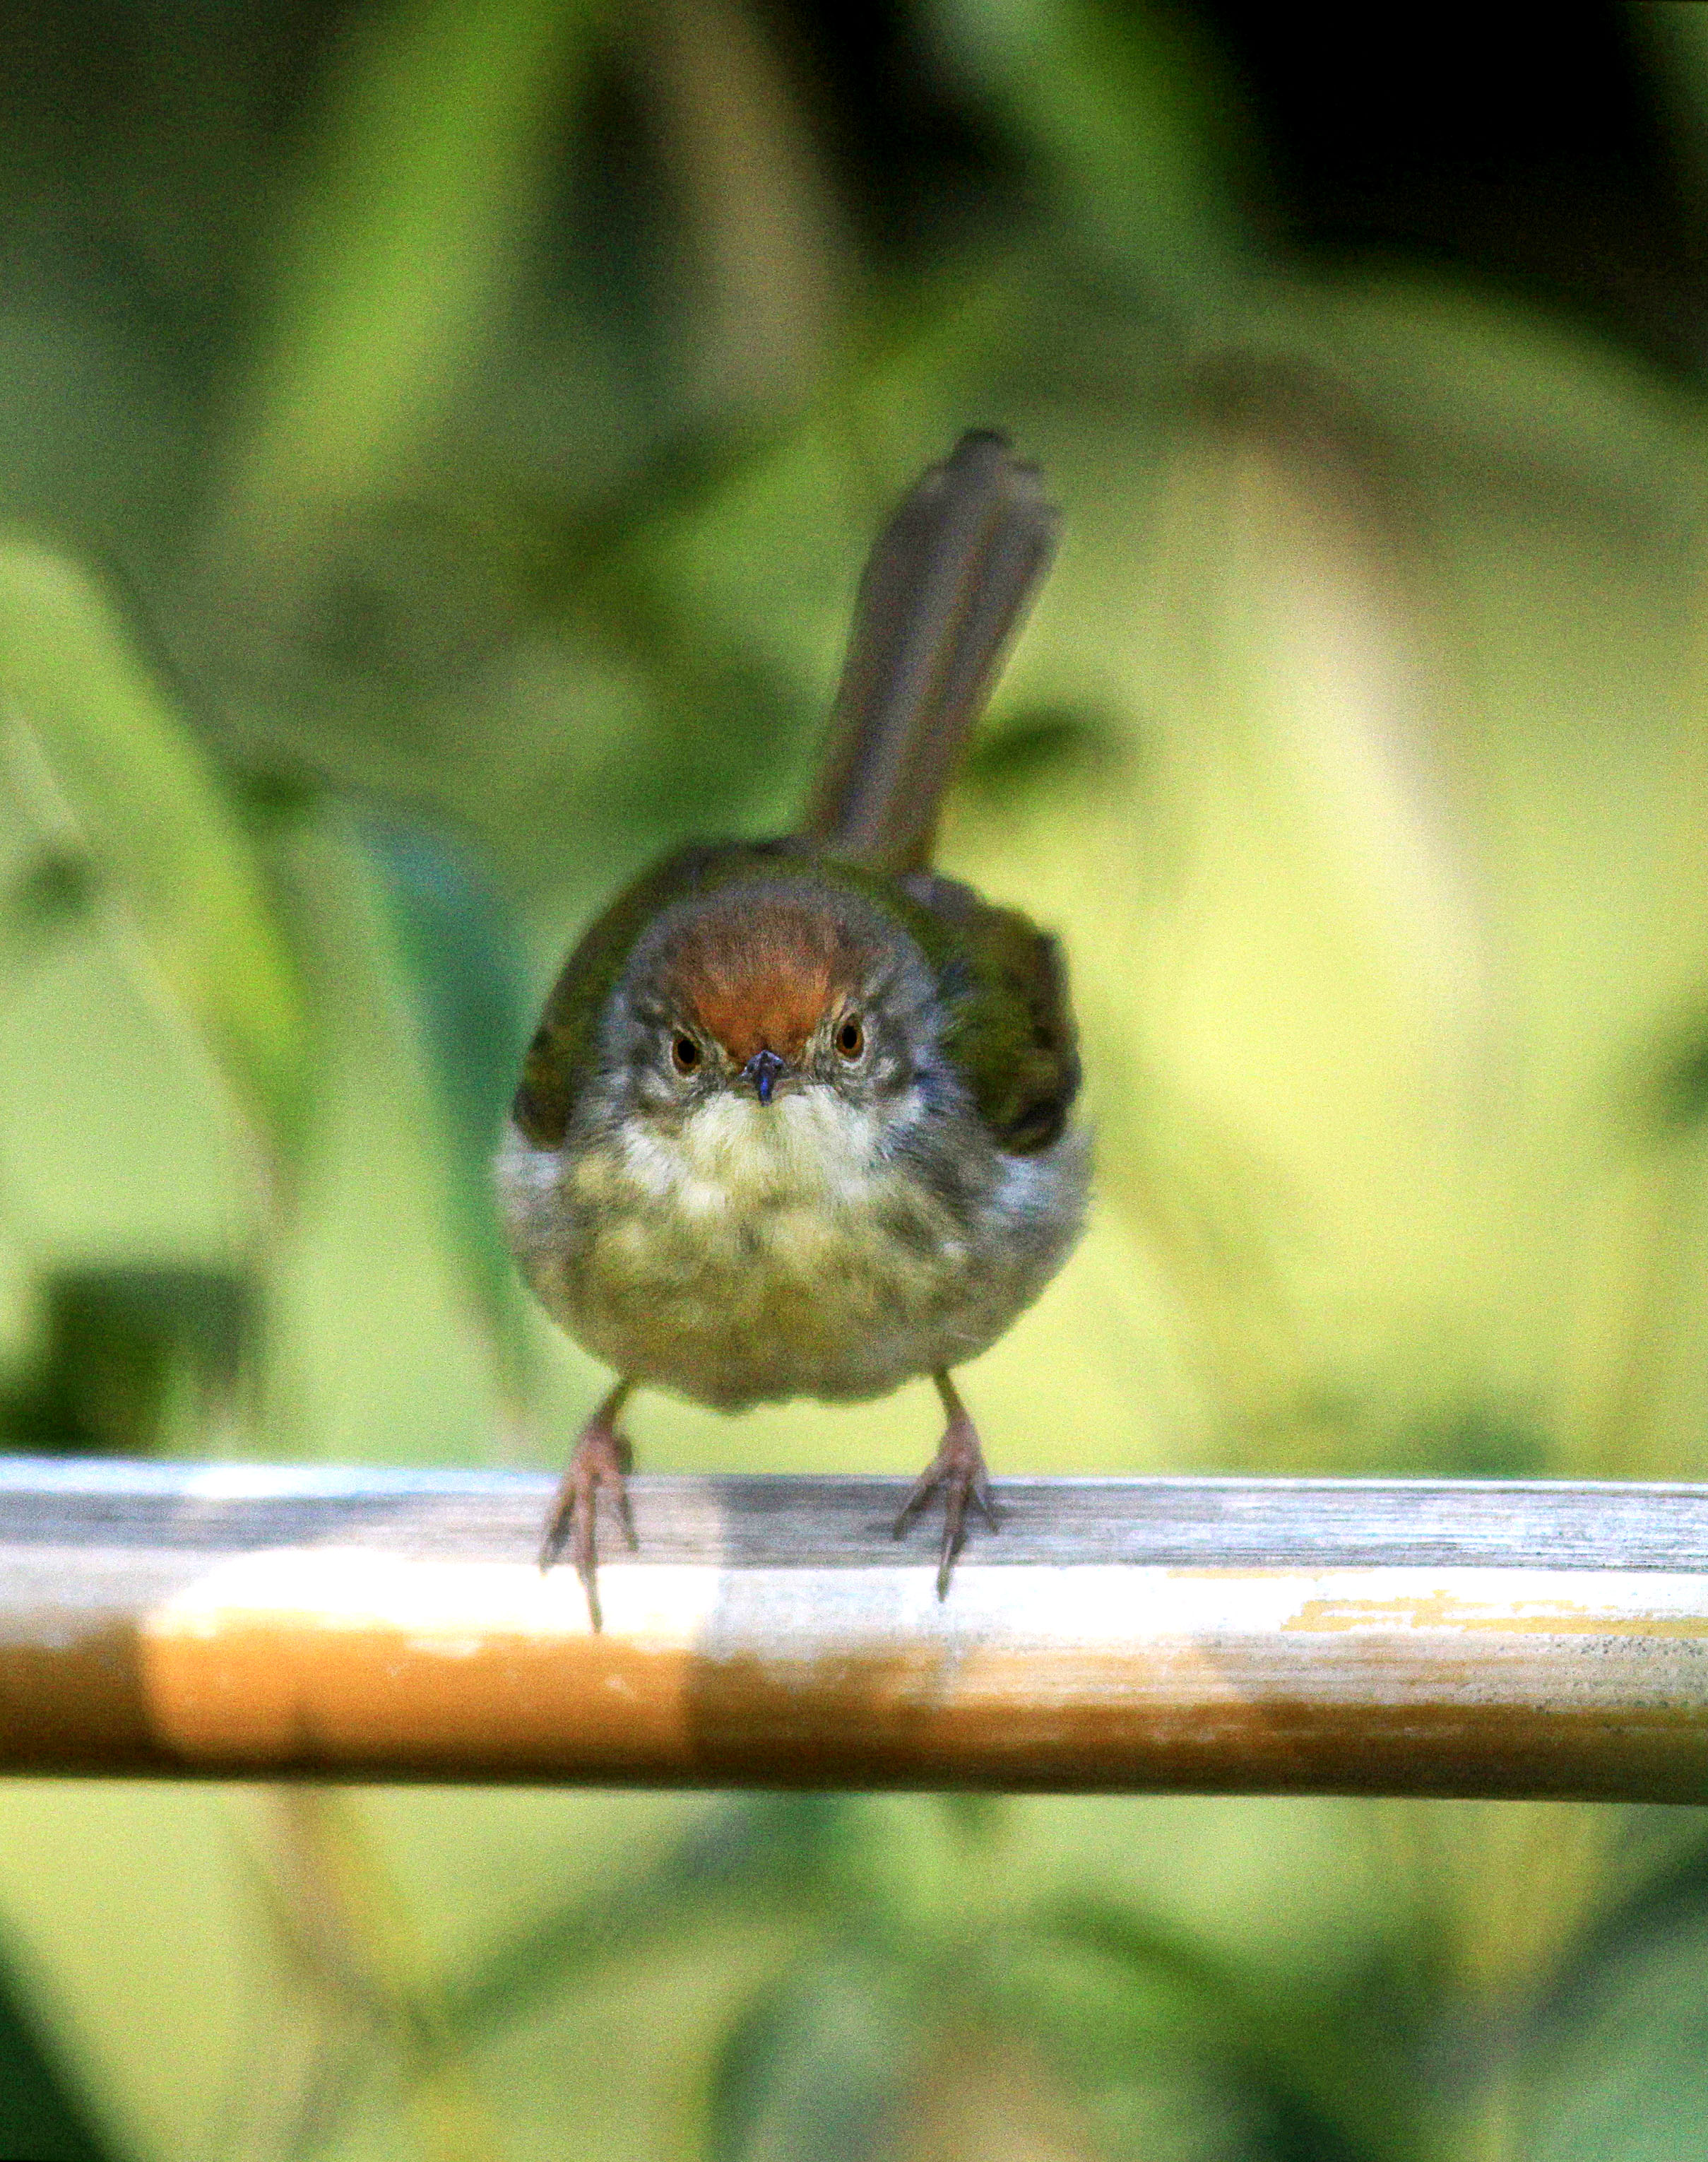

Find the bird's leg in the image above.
[
  {"left": 538, "top": 1378, "right": 638, "bottom": 1629},
  {"left": 893, "top": 1371, "right": 999, "bottom": 1597}
]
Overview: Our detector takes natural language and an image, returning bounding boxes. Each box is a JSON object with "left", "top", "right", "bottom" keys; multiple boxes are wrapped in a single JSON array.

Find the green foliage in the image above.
[
  {"left": 1528, "top": 1920, "right": 1708, "bottom": 2161},
  {"left": 0, "top": 1942, "right": 115, "bottom": 2162},
  {"left": 710, "top": 1950, "right": 920, "bottom": 2162},
  {"left": 359, "top": 813, "right": 532, "bottom": 1385},
  {"left": 4, "top": 1, "right": 1708, "bottom": 2159},
  {"left": 0, "top": 1265, "right": 250, "bottom": 1455},
  {"left": 0, "top": 537, "right": 312, "bottom": 1154},
  {"left": 225, "top": 0, "right": 607, "bottom": 542}
]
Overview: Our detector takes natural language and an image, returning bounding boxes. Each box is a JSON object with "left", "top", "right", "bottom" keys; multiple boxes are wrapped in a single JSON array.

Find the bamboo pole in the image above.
[{"left": 2, "top": 1454, "right": 1706, "bottom": 1797}]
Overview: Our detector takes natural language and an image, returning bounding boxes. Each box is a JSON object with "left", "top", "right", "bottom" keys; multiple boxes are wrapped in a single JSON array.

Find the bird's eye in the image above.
[
  {"left": 670, "top": 1034, "right": 701, "bottom": 1076},
  {"left": 836, "top": 1016, "right": 865, "bottom": 1061}
]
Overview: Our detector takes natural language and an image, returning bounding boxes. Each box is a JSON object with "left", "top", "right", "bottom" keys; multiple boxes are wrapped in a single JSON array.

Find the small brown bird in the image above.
[{"left": 499, "top": 432, "right": 1087, "bottom": 1624}]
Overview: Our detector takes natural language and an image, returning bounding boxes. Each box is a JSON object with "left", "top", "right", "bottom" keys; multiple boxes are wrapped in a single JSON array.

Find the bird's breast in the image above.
[
  {"left": 498, "top": 1084, "right": 1084, "bottom": 1410},
  {"left": 574, "top": 1092, "right": 966, "bottom": 1399}
]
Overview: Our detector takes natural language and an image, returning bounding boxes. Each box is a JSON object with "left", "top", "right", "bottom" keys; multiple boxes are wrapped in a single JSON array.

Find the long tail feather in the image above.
[{"left": 800, "top": 432, "right": 1059, "bottom": 872}]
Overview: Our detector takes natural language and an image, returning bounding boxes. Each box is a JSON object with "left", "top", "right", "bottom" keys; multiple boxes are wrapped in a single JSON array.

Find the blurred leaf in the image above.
[
  {"left": 0, "top": 1208, "right": 40, "bottom": 1384},
  {"left": 0, "top": 1942, "right": 119, "bottom": 2162},
  {"left": 1560, "top": 1819, "right": 1708, "bottom": 1965},
  {"left": 932, "top": 0, "right": 1251, "bottom": 316},
  {"left": 447, "top": 1795, "right": 860, "bottom": 2040},
  {"left": 254, "top": 796, "right": 508, "bottom": 1464},
  {"left": 0, "top": 1265, "right": 251, "bottom": 1457},
  {"left": 709, "top": 1949, "right": 920, "bottom": 2162},
  {"left": 0, "top": 846, "right": 98, "bottom": 966},
  {"left": 225, "top": 0, "right": 603, "bottom": 544},
  {"left": 0, "top": 535, "right": 311, "bottom": 1151},
  {"left": 1029, "top": 1901, "right": 1425, "bottom": 2162},
  {"left": 1644, "top": 1015, "right": 1708, "bottom": 1136},
  {"left": 359, "top": 812, "right": 530, "bottom": 1386},
  {"left": 237, "top": 1790, "right": 506, "bottom": 2162},
  {"left": 962, "top": 704, "right": 1125, "bottom": 803},
  {"left": 1394, "top": 1407, "right": 1551, "bottom": 1480},
  {"left": 980, "top": 1943, "right": 1274, "bottom": 2162},
  {"left": 1526, "top": 1886, "right": 1708, "bottom": 2162}
]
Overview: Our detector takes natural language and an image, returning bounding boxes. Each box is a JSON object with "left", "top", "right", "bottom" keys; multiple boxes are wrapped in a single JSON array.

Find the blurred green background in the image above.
[{"left": 7, "top": 1, "right": 1708, "bottom": 2155}]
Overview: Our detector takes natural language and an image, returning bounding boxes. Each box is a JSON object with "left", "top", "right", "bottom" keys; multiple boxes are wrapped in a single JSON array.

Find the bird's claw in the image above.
[
  {"left": 894, "top": 1378, "right": 997, "bottom": 1597},
  {"left": 540, "top": 1388, "right": 636, "bottom": 1630}
]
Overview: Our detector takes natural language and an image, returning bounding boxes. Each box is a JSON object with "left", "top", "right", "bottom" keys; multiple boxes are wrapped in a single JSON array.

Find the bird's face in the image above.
[{"left": 595, "top": 882, "right": 942, "bottom": 1162}]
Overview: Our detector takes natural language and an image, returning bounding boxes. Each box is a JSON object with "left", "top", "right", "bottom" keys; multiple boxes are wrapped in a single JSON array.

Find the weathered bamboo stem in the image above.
[{"left": 2, "top": 1455, "right": 1706, "bottom": 1797}]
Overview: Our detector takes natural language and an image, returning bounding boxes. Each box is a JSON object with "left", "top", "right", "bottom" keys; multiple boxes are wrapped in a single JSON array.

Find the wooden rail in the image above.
[{"left": 2, "top": 1455, "right": 1707, "bottom": 1797}]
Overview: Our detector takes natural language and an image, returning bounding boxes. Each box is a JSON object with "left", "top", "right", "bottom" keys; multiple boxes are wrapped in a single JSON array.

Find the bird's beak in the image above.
[{"left": 742, "top": 1048, "right": 786, "bottom": 1105}]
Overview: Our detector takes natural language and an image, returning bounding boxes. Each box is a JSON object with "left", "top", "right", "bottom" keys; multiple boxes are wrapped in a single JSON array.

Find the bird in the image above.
[{"left": 498, "top": 430, "right": 1088, "bottom": 1626}]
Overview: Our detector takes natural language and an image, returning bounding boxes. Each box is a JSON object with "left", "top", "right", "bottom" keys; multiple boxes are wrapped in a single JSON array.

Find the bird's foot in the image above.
[
  {"left": 893, "top": 1373, "right": 997, "bottom": 1597},
  {"left": 539, "top": 1381, "right": 636, "bottom": 1629}
]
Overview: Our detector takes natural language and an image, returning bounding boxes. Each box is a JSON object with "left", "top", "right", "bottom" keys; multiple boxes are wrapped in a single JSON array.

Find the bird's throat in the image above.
[{"left": 620, "top": 1085, "right": 886, "bottom": 1216}]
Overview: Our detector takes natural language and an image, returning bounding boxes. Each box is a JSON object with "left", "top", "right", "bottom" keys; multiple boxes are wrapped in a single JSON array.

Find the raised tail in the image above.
[{"left": 800, "top": 431, "right": 1060, "bottom": 873}]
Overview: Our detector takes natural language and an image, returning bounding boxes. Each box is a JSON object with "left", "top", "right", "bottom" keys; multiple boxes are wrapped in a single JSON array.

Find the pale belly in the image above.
[{"left": 497, "top": 1089, "right": 1084, "bottom": 1410}]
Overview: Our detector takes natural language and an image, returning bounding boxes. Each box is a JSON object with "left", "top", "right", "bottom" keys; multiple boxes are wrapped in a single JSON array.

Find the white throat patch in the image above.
[{"left": 622, "top": 1084, "right": 889, "bottom": 1217}]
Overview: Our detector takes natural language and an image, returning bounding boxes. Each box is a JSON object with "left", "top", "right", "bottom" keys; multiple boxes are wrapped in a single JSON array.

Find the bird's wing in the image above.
[{"left": 901, "top": 870, "right": 1081, "bottom": 1155}]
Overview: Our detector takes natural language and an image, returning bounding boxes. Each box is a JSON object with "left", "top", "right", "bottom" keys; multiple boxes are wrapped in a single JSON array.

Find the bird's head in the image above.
[{"left": 608, "top": 882, "right": 932, "bottom": 1134}]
